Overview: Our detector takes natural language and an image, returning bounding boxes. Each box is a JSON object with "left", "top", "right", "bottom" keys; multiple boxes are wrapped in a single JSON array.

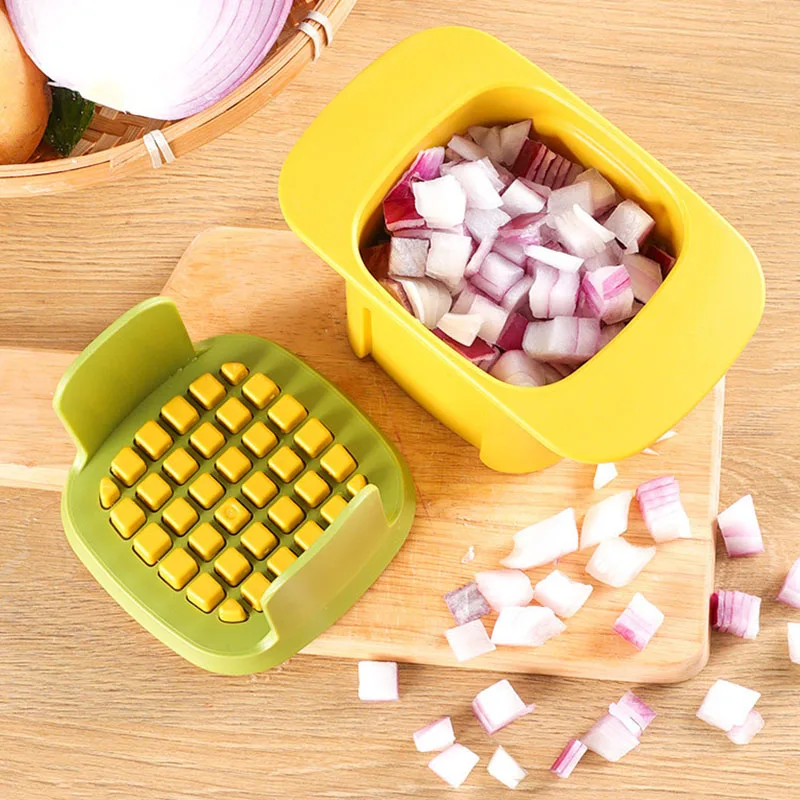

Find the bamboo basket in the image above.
[{"left": 0, "top": 0, "right": 355, "bottom": 198}]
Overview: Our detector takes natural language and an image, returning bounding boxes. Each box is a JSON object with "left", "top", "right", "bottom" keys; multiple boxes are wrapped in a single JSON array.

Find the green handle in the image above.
[{"left": 53, "top": 298, "right": 195, "bottom": 469}]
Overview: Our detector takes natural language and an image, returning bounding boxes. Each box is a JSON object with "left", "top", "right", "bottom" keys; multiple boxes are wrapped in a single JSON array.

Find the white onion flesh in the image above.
[
  {"left": 490, "top": 605, "right": 566, "bottom": 646},
  {"left": 604, "top": 199, "right": 656, "bottom": 249},
  {"left": 501, "top": 178, "right": 547, "bottom": 216},
  {"left": 425, "top": 232, "right": 473, "bottom": 290},
  {"left": 696, "top": 679, "right": 761, "bottom": 732},
  {"left": 580, "top": 490, "right": 634, "bottom": 550},
  {"left": 583, "top": 714, "right": 640, "bottom": 762},
  {"left": 551, "top": 739, "right": 587, "bottom": 778},
  {"left": 475, "top": 569, "right": 533, "bottom": 611},
  {"left": 448, "top": 161, "right": 504, "bottom": 210},
  {"left": 501, "top": 508, "right": 579, "bottom": 569},
  {"left": 593, "top": 462, "right": 618, "bottom": 490},
  {"left": 472, "top": 679, "right": 535, "bottom": 734},
  {"left": 428, "top": 743, "right": 479, "bottom": 788},
  {"left": 585, "top": 538, "right": 656, "bottom": 588},
  {"left": 609, "top": 691, "right": 657, "bottom": 734},
  {"left": 357, "top": 661, "right": 399, "bottom": 702},
  {"left": 533, "top": 570, "right": 593, "bottom": 618},
  {"left": 414, "top": 717, "right": 456, "bottom": 753},
  {"left": 445, "top": 619, "right": 496, "bottom": 663},
  {"left": 613, "top": 592, "right": 665, "bottom": 650},
  {"left": 623, "top": 253, "right": 663, "bottom": 303},
  {"left": 389, "top": 237, "right": 428, "bottom": 278},
  {"left": 487, "top": 746, "right": 528, "bottom": 789},
  {"left": 636, "top": 476, "right": 692, "bottom": 543},
  {"left": 413, "top": 175, "right": 467, "bottom": 229},
  {"left": 437, "top": 313, "right": 482, "bottom": 346},
  {"left": 717, "top": 494, "right": 764, "bottom": 558},
  {"left": 726, "top": 710, "right": 765, "bottom": 745}
]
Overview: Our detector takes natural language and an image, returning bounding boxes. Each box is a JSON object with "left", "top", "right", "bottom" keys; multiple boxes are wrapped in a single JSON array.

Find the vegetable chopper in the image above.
[
  {"left": 279, "top": 26, "right": 764, "bottom": 473},
  {"left": 54, "top": 298, "right": 415, "bottom": 674}
]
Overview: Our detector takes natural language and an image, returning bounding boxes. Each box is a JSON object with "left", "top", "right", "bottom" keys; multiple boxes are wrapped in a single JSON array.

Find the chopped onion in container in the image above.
[
  {"left": 711, "top": 590, "right": 761, "bottom": 640},
  {"left": 551, "top": 205, "right": 616, "bottom": 259},
  {"left": 475, "top": 569, "right": 534, "bottom": 611},
  {"left": 488, "top": 745, "right": 528, "bottom": 789},
  {"left": 726, "top": 710, "right": 765, "bottom": 745},
  {"left": 604, "top": 200, "right": 656, "bottom": 250},
  {"left": 445, "top": 619, "right": 496, "bottom": 662},
  {"left": 501, "top": 178, "right": 547, "bottom": 216},
  {"left": 472, "top": 679, "right": 535, "bottom": 734},
  {"left": 491, "top": 605, "right": 567, "bottom": 646},
  {"left": 397, "top": 278, "right": 452, "bottom": 329},
  {"left": 496, "top": 312, "right": 528, "bottom": 351},
  {"left": 429, "top": 743, "right": 479, "bottom": 788},
  {"left": 434, "top": 328, "right": 497, "bottom": 370},
  {"left": 448, "top": 161, "right": 504, "bottom": 209},
  {"left": 696, "top": 679, "right": 761, "bottom": 732},
  {"left": 528, "top": 263, "right": 559, "bottom": 318},
  {"left": 524, "top": 244, "right": 583, "bottom": 273},
  {"left": 533, "top": 570, "right": 593, "bottom": 618},
  {"left": 635, "top": 475, "right": 692, "bottom": 543},
  {"left": 578, "top": 265, "right": 634, "bottom": 324},
  {"left": 383, "top": 147, "right": 446, "bottom": 231},
  {"left": 414, "top": 717, "right": 456, "bottom": 753},
  {"left": 583, "top": 240, "right": 625, "bottom": 272},
  {"left": 425, "top": 232, "right": 473, "bottom": 290},
  {"left": 583, "top": 714, "right": 640, "bottom": 762},
  {"left": 482, "top": 126, "right": 504, "bottom": 163},
  {"left": 717, "top": 494, "right": 764, "bottom": 557},
  {"left": 470, "top": 294, "right": 511, "bottom": 345},
  {"left": 501, "top": 275, "right": 535, "bottom": 313},
  {"left": 493, "top": 237, "right": 529, "bottom": 266},
  {"left": 574, "top": 168, "right": 618, "bottom": 215},
  {"left": 646, "top": 243, "right": 676, "bottom": 274},
  {"left": 357, "top": 661, "right": 399, "bottom": 702},
  {"left": 497, "top": 212, "right": 552, "bottom": 246},
  {"left": 623, "top": 253, "right": 663, "bottom": 303},
  {"left": 594, "top": 462, "right": 618, "bottom": 490},
  {"left": 413, "top": 175, "right": 467, "bottom": 229},
  {"left": 464, "top": 235, "right": 496, "bottom": 278},
  {"left": 777, "top": 557, "right": 800, "bottom": 608},
  {"left": 461, "top": 545, "right": 475, "bottom": 564},
  {"left": 465, "top": 207, "right": 511, "bottom": 242},
  {"left": 490, "top": 350, "right": 560, "bottom": 387},
  {"left": 499, "top": 120, "right": 533, "bottom": 165},
  {"left": 472, "top": 252, "right": 525, "bottom": 302},
  {"left": 437, "top": 313, "right": 482, "bottom": 346},
  {"left": 443, "top": 582, "right": 491, "bottom": 625},
  {"left": 547, "top": 181, "right": 595, "bottom": 216},
  {"left": 501, "top": 507, "right": 579, "bottom": 569},
  {"left": 389, "top": 237, "right": 428, "bottom": 278},
  {"left": 613, "top": 593, "right": 664, "bottom": 650},
  {"left": 551, "top": 738, "right": 587, "bottom": 778},
  {"left": 448, "top": 133, "right": 487, "bottom": 161},
  {"left": 580, "top": 490, "right": 634, "bottom": 550},
  {"left": 523, "top": 317, "right": 600, "bottom": 364},
  {"left": 609, "top": 691, "right": 656, "bottom": 734},
  {"left": 586, "top": 538, "right": 656, "bottom": 588},
  {"left": 788, "top": 622, "right": 800, "bottom": 664}
]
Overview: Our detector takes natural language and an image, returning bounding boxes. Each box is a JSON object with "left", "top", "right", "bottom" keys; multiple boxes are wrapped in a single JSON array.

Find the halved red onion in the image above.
[
  {"left": 414, "top": 716, "right": 456, "bottom": 753},
  {"left": 636, "top": 476, "right": 691, "bottom": 543},
  {"left": 645, "top": 243, "right": 676, "bottom": 274},
  {"left": 389, "top": 237, "right": 428, "bottom": 278},
  {"left": 491, "top": 606, "right": 567, "bottom": 646},
  {"left": 472, "top": 253, "right": 525, "bottom": 302},
  {"left": 727, "top": 710, "right": 764, "bottom": 745},
  {"left": 524, "top": 244, "right": 583, "bottom": 272},
  {"left": 429, "top": 743, "right": 480, "bottom": 788},
  {"left": 443, "top": 581, "right": 491, "bottom": 625},
  {"left": 448, "top": 161, "right": 503, "bottom": 210},
  {"left": 586, "top": 538, "right": 656, "bottom": 588},
  {"left": 357, "top": 661, "right": 399, "bottom": 701},
  {"left": 623, "top": 253, "right": 663, "bottom": 303},
  {"left": 384, "top": 147, "right": 446, "bottom": 232},
  {"left": 523, "top": 317, "right": 601, "bottom": 364},
  {"left": 487, "top": 745, "right": 527, "bottom": 789},
  {"left": 717, "top": 494, "right": 764, "bottom": 558},
  {"left": 547, "top": 181, "right": 595, "bottom": 216},
  {"left": 580, "top": 490, "right": 634, "bottom": 550},
  {"left": 533, "top": 569, "right": 593, "bottom": 618},
  {"left": 475, "top": 569, "right": 534, "bottom": 611},
  {"left": 711, "top": 590, "right": 761, "bottom": 639},
  {"left": 437, "top": 313, "right": 482, "bottom": 346},
  {"left": 445, "top": 619, "right": 496, "bottom": 662},
  {"left": 425, "top": 232, "right": 473, "bottom": 290},
  {"left": 472, "top": 679, "right": 535, "bottom": 734},
  {"left": 613, "top": 593, "right": 664, "bottom": 650},
  {"left": 448, "top": 134, "right": 487, "bottom": 162},
  {"left": 501, "top": 275, "right": 535, "bottom": 313},
  {"left": 489, "top": 350, "right": 559, "bottom": 387},
  {"left": 551, "top": 739, "right": 587, "bottom": 778},
  {"left": 501, "top": 179, "right": 547, "bottom": 216},
  {"left": 499, "top": 120, "right": 533, "bottom": 166},
  {"left": 593, "top": 462, "right": 618, "bottom": 490},
  {"left": 578, "top": 265, "right": 634, "bottom": 324},
  {"left": 496, "top": 312, "right": 528, "bottom": 351},
  {"left": 464, "top": 235, "right": 496, "bottom": 278},
  {"left": 413, "top": 175, "right": 467, "bottom": 229},
  {"left": 470, "top": 294, "right": 511, "bottom": 345},
  {"left": 501, "top": 508, "right": 579, "bottom": 569},
  {"left": 788, "top": 622, "right": 800, "bottom": 664},
  {"left": 583, "top": 714, "right": 640, "bottom": 762},
  {"left": 465, "top": 207, "right": 512, "bottom": 242},
  {"left": 604, "top": 200, "right": 656, "bottom": 250},
  {"left": 609, "top": 691, "right": 656, "bottom": 734},
  {"left": 777, "top": 557, "right": 800, "bottom": 608},
  {"left": 696, "top": 679, "right": 761, "bottom": 732},
  {"left": 574, "top": 168, "right": 618, "bottom": 215},
  {"left": 397, "top": 277, "right": 452, "bottom": 329}
]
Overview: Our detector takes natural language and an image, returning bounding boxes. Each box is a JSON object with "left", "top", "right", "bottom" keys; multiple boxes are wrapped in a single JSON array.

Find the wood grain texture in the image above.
[{"left": 0, "top": 1, "right": 798, "bottom": 798}]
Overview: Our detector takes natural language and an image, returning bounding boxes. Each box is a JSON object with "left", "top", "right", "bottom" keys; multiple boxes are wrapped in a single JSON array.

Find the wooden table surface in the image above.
[{"left": 1, "top": 1, "right": 798, "bottom": 797}]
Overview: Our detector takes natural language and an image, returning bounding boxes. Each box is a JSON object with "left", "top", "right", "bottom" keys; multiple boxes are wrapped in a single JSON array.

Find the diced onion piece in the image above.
[
  {"left": 527, "top": 261, "right": 580, "bottom": 319},
  {"left": 472, "top": 679, "right": 535, "bottom": 734},
  {"left": 788, "top": 622, "right": 800, "bottom": 664},
  {"left": 533, "top": 570, "right": 593, "bottom": 618},
  {"left": 475, "top": 569, "right": 534, "bottom": 611},
  {"left": 499, "top": 120, "right": 533, "bottom": 166},
  {"left": 604, "top": 200, "right": 656, "bottom": 250},
  {"left": 641, "top": 447, "right": 658, "bottom": 456},
  {"left": 443, "top": 582, "right": 491, "bottom": 625},
  {"left": 552, "top": 204, "right": 616, "bottom": 259},
  {"left": 490, "top": 350, "right": 559, "bottom": 387},
  {"left": 524, "top": 244, "right": 583, "bottom": 273},
  {"left": 357, "top": 661, "right": 398, "bottom": 702},
  {"left": 434, "top": 329, "right": 500, "bottom": 371},
  {"left": 586, "top": 538, "right": 656, "bottom": 588},
  {"left": 583, "top": 714, "right": 640, "bottom": 762},
  {"left": 498, "top": 212, "right": 552, "bottom": 246},
  {"left": 547, "top": 181, "right": 595, "bottom": 216},
  {"left": 448, "top": 134, "right": 487, "bottom": 161},
  {"left": 487, "top": 745, "right": 528, "bottom": 789},
  {"left": 523, "top": 317, "right": 601, "bottom": 364},
  {"left": 465, "top": 207, "right": 512, "bottom": 242},
  {"left": 609, "top": 691, "right": 657, "bottom": 734},
  {"left": 501, "top": 275, "right": 534, "bottom": 313},
  {"left": 496, "top": 312, "right": 528, "bottom": 351},
  {"left": 574, "top": 168, "right": 618, "bottom": 214},
  {"left": 383, "top": 147, "right": 446, "bottom": 231},
  {"left": 636, "top": 475, "right": 692, "bottom": 543},
  {"left": 491, "top": 605, "right": 566, "bottom": 646},
  {"left": 472, "top": 253, "right": 525, "bottom": 302},
  {"left": 613, "top": 593, "right": 664, "bottom": 650},
  {"left": 777, "top": 557, "right": 800, "bottom": 608},
  {"left": 645, "top": 243, "right": 676, "bottom": 274},
  {"left": 464, "top": 235, "right": 496, "bottom": 278},
  {"left": 623, "top": 253, "right": 663, "bottom": 303},
  {"left": 512, "top": 139, "right": 542, "bottom": 178},
  {"left": 414, "top": 717, "right": 456, "bottom": 753},
  {"left": 594, "top": 462, "right": 618, "bottom": 490},
  {"left": 413, "top": 175, "right": 467, "bottom": 229},
  {"left": 437, "top": 313, "right": 482, "bottom": 346},
  {"left": 389, "top": 237, "right": 428, "bottom": 278},
  {"left": 656, "top": 430, "right": 678, "bottom": 443},
  {"left": 397, "top": 277, "right": 452, "bottom": 329},
  {"left": 711, "top": 590, "right": 761, "bottom": 639},
  {"left": 583, "top": 240, "right": 625, "bottom": 272},
  {"left": 429, "top": 743, "right": 480, "bottom": 788},
  {"left": 551, "top": 738, "right": 587, "bottom": 778},
  {"left": 580, "top": 490, "right": 634, "bottom": 550},
  {"left": 448, "top": 161, "right": 503, "bottom": 210},
  {"left": 468, "top": 125, "right": 490, "bottom": 145},
  {"left": 578, "top": 265, "right": 634, "bottom": 324},
  {"left": 492, "top": 237, "right": 528, "bottom": 266},
  {"left": 445, "top": 619, "right": 496, "bottom": 662},
  {"left": 501, "top": 178, "right": 547, "bottom": 216},
  {"left": 696, "top": 679, "right": 761, "bottom": 732},
  {"left": 461, "top": 545, "right": 476, "bottom": 564},
  {"left": 717, "top": 494, "right": 764, "bottom": 558},
  {"left": 482, "top": 127, "right": 504, "bottom": 163},
  {"left": 501, "top": 508, "right": 579, "bottom": 569},
  {"left": 726, "top": 710, "right": 765, "bottom": 745},
  {"left": 470, "top": 294, "right": 511, "bottom": 345},
  {"left": 425, "top": 232, "right": 473, "bottom": 290}
]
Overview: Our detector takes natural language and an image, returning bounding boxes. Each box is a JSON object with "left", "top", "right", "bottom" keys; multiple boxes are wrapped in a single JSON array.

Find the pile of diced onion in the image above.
[{"left": 364, "top": 120, "right": 676, "bottom": 385}]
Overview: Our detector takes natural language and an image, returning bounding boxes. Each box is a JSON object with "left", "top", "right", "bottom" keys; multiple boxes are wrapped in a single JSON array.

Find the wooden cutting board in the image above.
[{"left": 0, "top": 226, "right": 721, "bottom": 682}]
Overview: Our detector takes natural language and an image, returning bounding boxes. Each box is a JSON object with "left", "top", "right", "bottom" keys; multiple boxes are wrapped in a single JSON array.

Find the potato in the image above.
[{"left": 0, "top": 5, "right": 50, "bottom": 165}]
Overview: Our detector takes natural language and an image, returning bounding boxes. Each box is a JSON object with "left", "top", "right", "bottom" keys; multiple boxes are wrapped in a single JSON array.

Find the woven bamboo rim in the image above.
[{"left": 0, "top": 0, "right": 355, "bottom": 198}]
